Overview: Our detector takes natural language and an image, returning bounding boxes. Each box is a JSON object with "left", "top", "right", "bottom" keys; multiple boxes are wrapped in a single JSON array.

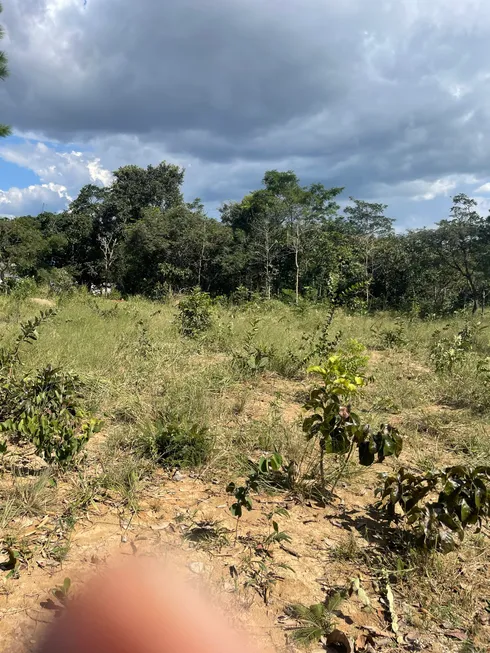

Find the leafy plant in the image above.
[
  {"left": 1, "top": 546, "right": 21, "bottom": 579},
  {"left": 140, "top": 419, "right": 211, "bottom": 469},
  {"left": 0, "top": 309, "right": 56, "bottom": 374},
  {"left": 242, "top": 557, "right": 292, "bottom": 605},
  {"left": 371, "top": 319, "right": 407, "bottom": 349},
  {"left": 51, "top": 577, "right": 71, "bottom": 605},
  {"left": 0, "top": 365, "right": 102, "bottom": 466},
  {"left": 232, "top": 317, "right": 273, "bottom": 375},
  {"left": 226, "top": 453, "right": 283, "bottom": 539},
  {"left": 286, "top": 593, "right": 345, "bottom": 645},
  {"left": 302, "top": 356, "right": 402, "bottom": 491},
  {"left": 264, "top": 506, "right": 292, "bottom": 549},
  {"left": 377, "top": 465, "right": 490, "bottom": 551},
  {"left": 178, "top": 287, "right": 212, "bottom": 337},
  {"left": 135, "top": 319, "right": 154, "bottom": 358},
  {"left": 429, "top": 321, "right": 481, "bottom": 373}
]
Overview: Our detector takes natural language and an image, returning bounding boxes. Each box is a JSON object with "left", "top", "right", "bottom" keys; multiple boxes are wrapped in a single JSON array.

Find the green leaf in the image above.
[
  {"left": 460, "top": 499, "right": 472, "bottom": 523},
  {"left": 269, "top": 453, "right": 283, "bottom": 471}
]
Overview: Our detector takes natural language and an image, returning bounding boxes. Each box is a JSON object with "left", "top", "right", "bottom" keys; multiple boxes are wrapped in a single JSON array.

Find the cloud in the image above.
[
  {"left": 474, "top": 182, "right": 490, "bottom": 194},
  {"left": 1, "top": 0, "right": 490, "bottom": 225},
  {"left": 0, "top": 182, "right": 71, "bottom": 215},
  {"left": 0, "top": 140, "right": 112, "bottom": 188}
]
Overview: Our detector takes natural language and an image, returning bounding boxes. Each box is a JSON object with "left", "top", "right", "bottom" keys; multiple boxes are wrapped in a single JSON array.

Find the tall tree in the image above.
[
  {"left": 263, "top": 171, "right": 343, "bottom": 303},
  {"left": 344, "top": 198, "right": 394, "bottom": 307},
  {"left": 0, "top": 3, "right": 11, "bottom": 138},
  {"left": 111, "top": 162, "right": 184, "bottom": 224},
  {"left": 432, "top": 194, "right": 489, "bottom": 313}
]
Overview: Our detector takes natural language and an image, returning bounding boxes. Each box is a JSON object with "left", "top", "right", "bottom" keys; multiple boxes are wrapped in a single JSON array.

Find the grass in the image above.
[{"left": 0, "top": 289, "right": 489, "bottom": 649}]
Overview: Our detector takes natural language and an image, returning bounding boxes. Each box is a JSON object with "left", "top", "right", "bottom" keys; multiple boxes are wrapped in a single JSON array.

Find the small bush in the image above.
[
  {"left": 232, "top": 317, "right": 274, "bottom": 375},
  {"left": 371, "top": 319, "right": 407, "bottom": 349},
  {"left": 429, "top": 321, "right": 481, "bottom": 373},
  {"left": 377, "top": 464, "right": 490, "bottom": 551},
  {"left": 303, "top": 355, "right": 401, "bottom": 490},
  {"left": 231, "top": 285, "right": 252, "bottom": 305},
  {"left": 178, "top": 288, "right": 213, "bottom": 337},
  {"left": 140, "top": 419, "right": 211, "bottom": 468},
  {"left": 0, "top": 365, "right": 102, "bottom": 466},
  {"left": 39, "top": 268, "right": 76, "bottom": 295},
  {"left": 10, "top": 277, "right": 37, "bottom": 300}
]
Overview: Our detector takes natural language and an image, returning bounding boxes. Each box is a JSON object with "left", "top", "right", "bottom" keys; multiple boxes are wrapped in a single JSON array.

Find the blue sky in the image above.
[{"left": 1, "top": 0, "right": 490, "bottom": 227}]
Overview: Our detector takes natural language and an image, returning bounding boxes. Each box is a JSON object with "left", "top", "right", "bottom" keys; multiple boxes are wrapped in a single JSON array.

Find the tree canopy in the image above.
[{"left": 1, "top": 157, "right": 489, "bottom": 316}]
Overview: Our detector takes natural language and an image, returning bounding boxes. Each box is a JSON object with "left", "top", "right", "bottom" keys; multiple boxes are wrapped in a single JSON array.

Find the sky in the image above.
[{"left": 1, "top": 0, "right": 490, "bottom": 229}]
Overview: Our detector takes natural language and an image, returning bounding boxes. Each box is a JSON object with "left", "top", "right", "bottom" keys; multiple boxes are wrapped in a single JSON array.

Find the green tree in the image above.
[
  {"left": 344, "top": 198, "right": 394, "bottom": 307},
  {"left": 111, "top": 162, "right": 184, "bottom": 224},
  {"left": 432, "top": 194, "right": 489, "bottom": 314},
  {"left": 0, "top": 3, "right": 10, "bottom": 138},
  {"left": 263, "top": 171, "right": 343, "bottom": 303},
  {"left": 0, "top": 217, "right": 47, "bottom": 279}
]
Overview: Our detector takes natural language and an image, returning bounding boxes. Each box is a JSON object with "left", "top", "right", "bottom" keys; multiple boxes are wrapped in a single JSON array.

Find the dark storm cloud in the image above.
[{"left": 1, "top": 0, "right": 490, "bottom": 223}]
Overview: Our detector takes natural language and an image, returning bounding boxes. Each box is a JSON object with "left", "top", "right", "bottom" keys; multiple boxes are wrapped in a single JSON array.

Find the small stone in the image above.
[
  {"left": 189, "top": 562, "right": 205, "bottom": 574},
  {"left": 173, "top": 471, "right": 185, "bottom": 481}
]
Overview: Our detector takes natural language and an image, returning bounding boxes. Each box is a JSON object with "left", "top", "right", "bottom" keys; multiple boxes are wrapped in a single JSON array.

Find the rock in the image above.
[
  {"left": 189, "top": 562, "right": 205, "bottom": 574},
  {"left": 173, "top": 471, "right": 185, "bottom": 481}
]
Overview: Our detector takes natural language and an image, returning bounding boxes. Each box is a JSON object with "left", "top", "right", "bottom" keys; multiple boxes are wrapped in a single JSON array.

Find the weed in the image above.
[
  {"left": 139, "top": 419, "right": 211, "bottom": 469},
  {"left": 183, "top": 519, "right": 230, "bottom": 551},
  {"left": 330, "top": 532, "right": 361, "bottom": 562},
  {"left": 286, "top": 593, "right": 345, "bottom": 645},
  {"left": 99, "top": 455, "right": 152, "bottom": 512},
  {"left": 0, "top": 473, "right": 53, "bottom": 528}
]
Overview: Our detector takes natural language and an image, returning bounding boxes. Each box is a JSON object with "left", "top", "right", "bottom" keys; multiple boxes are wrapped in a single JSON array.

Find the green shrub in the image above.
[
  {"left": 10, "top": 277, "right": 37, "bottom": 300},
  {"left": 39, "top": 268, "right": 76, "bottom": 296},
  {"left": 429, "top": 321, "right": 482, "bottom": 373},
  {"left": 231, "top": 285, "right": 252, "bottom": 305},
  {"left": 0, "top": 365, "right": 102, "bottom": 465},
  {"left": 178, "top": 287, "right": 213, "bottom": 337},
  {"left": 140, "top": 419, "right": 211, "bottom": 468},
  {"left": 377, "top": 465, "right": 490, "bottom": 551},
  {"left": 232, "top": 318, "right": 273, "bottom": 376},
  {"left": 371, "top": 319, "right": 407, "bottom": 349}
]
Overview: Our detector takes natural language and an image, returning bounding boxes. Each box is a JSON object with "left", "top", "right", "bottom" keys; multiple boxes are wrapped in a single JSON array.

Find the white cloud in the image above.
[
  {"left": 0, "top": 182, "right": 72, "bottom": 215},
  {"left": 0, "top": 140, "right": 113, "bottom": 189},
  {"left": 0, "top": 138, "right": 113, "bottom": 215},
  {"left": 474, "top": 182, "right": 490, "bottom": 193},
  {"left": 413, "top": 178, "right": 459, "bottom": 201}
]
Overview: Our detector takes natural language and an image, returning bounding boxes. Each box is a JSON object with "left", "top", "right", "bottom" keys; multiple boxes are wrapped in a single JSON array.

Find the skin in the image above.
[{"left": 37, "top": 560, "right": 256, "bottom": 653}]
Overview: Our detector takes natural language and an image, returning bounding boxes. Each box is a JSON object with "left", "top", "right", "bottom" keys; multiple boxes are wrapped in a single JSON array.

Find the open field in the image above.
[{"left": 0, "top": 291, "right": 489, "bottom": 653}]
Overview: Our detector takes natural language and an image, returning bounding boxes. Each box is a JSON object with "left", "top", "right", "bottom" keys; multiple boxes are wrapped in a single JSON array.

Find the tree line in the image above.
[{"left": 1, "top": 161, "right": 489, "bottom": 315}]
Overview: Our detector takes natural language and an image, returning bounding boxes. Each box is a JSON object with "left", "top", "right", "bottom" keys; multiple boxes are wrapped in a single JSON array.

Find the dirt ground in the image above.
[{"left": 2, "top": 462, "right": 486, "bottom": 653}]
